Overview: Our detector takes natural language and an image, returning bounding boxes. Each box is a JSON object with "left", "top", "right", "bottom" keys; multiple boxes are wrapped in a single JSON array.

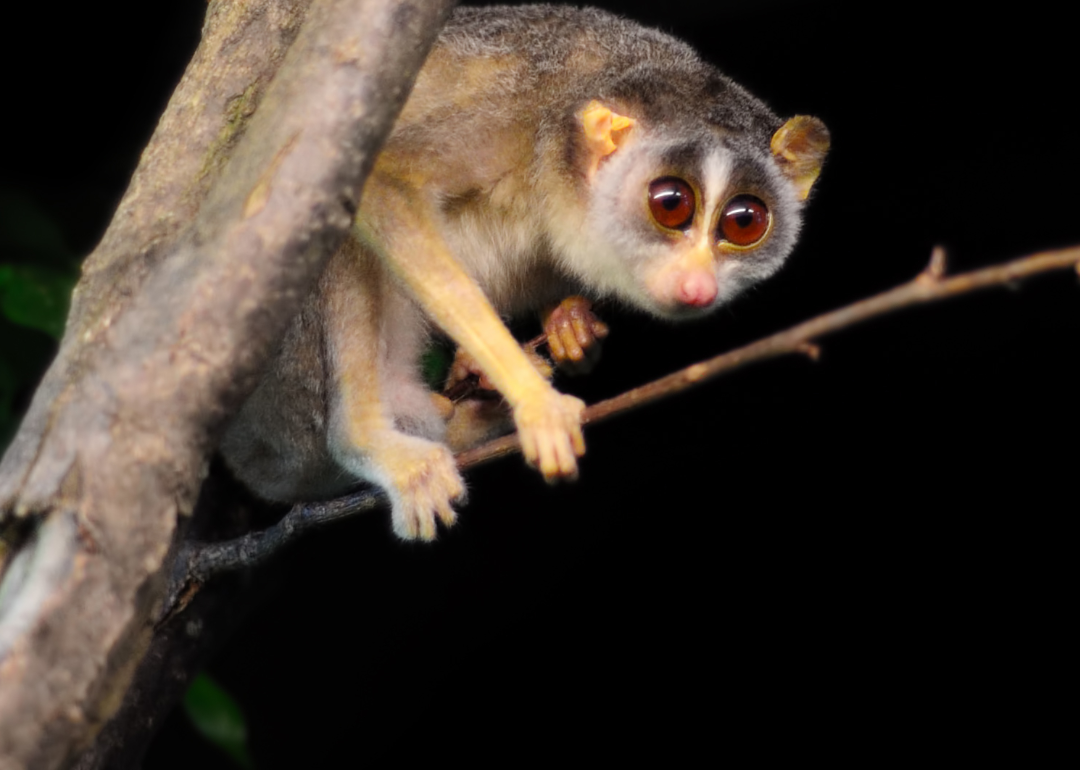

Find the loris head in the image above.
[{"left": 553, "top": 97, "right": 829, "bottom": 321}]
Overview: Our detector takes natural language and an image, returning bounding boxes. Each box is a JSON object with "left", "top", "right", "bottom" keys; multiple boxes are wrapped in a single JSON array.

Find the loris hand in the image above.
[
  {"left": 541, "top": 296, "right": 609, "bottom": 375},
  {"left": 513, "top": 386, "right": 586, "bottom": 481}
]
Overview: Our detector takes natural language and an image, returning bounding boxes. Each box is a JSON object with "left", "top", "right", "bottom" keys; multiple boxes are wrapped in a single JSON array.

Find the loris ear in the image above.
[
  {"left": 771, "top": 115, "right": 830, "bottom": 201},
  {"left": 580, "top": 100, "right": 636, "bottom": 176}
]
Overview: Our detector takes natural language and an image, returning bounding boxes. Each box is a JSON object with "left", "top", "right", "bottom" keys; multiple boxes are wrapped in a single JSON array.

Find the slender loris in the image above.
[{"left": 220, "top": 4, "right": 830, "bottom": 540}]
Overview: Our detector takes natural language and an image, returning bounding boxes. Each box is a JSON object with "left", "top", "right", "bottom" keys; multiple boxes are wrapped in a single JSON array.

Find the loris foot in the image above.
[
  {"left": 541, "top": 296, "right": 609, "bottom": 374},
  {"left": 376, "top": 435, "right": 466, "bottom": 541}
]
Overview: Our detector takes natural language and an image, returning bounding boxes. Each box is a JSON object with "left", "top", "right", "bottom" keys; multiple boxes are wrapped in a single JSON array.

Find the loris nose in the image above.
[{"left": 676, "top": 271, "right": 718, "bottom": 307}]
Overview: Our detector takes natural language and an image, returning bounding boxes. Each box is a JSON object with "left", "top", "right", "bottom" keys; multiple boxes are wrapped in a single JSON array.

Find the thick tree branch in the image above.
[
  {"left": 163, "top": 242, "right": 1080, "bottom": 596},
  {"left": 0, "top": 2, "right": 455, "bottom": 768}
]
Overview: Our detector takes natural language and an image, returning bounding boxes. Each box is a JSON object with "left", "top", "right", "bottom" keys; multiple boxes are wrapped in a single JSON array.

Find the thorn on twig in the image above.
[
  {"left": 797, "top": 341, "right": 822, "bottom": 362},
  {"left": 919, "top": 245, "right": 948, "bottom": 283}
]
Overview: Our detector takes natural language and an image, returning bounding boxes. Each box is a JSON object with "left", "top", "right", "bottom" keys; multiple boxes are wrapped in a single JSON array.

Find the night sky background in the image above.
[{"left": 2, "top": 1, "right": 1074, "bottom": 764}]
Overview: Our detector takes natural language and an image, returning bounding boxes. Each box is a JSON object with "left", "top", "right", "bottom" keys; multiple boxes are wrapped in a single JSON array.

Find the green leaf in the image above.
[
  {"left": 183, "top": 674, "right": 254, "bottom": 768},
  {"left": 0, "top": 264, "right": 76, "bottom": 340},
  {"left": 420, "top": 342, "right": 453, "bottom": 390}
]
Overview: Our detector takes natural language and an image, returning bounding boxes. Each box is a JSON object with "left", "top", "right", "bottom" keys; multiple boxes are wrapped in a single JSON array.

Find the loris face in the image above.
[{"left": 560, "top": 103, "right": 828, "bottom": 321}]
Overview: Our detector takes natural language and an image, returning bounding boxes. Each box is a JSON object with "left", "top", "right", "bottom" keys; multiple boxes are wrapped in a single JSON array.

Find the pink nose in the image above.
[{"left": 676, "top": 272, "right": 718, "bottom": 307}]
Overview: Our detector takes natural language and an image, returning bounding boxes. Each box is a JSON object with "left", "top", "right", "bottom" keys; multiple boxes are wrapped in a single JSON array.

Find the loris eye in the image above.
[
  {"left": 647, "top": 177, "right": 695, "bottom": 230},
  {"left": 718, "top": 195, "right": 769, "bottom": 246}
]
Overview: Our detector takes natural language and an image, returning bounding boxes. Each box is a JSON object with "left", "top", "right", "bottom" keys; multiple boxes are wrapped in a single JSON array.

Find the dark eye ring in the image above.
[
  {"left": 647, "top": 177, "right": 695, "bottom": 231},
  {"left": 718, "top": 195, "right": 769, "bottom": 246}
]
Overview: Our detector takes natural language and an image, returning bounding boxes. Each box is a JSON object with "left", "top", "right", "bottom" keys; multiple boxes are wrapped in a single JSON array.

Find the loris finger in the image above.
[{"left": 535, "top": 428, "right": 579, "bottom": 482}]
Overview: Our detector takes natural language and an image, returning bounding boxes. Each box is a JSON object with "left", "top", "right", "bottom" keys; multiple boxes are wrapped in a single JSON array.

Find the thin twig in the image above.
[
  {"left": 178, "top": 243, "right": 1080, "bottom": 594},
  {"left": 458, "top": 243, "right": 1080, "bottom": 466},
  {"left": 172, "top": 491, "right": 382, "bottom": 616}
]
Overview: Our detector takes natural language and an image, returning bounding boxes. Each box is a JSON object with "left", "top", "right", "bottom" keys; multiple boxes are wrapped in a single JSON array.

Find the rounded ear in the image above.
[
  {"left": 579, "top": 100, "right": 636, "bottom": 177},
  {"left": 770, "top": 115, "right": 830, "bottom": 201}
]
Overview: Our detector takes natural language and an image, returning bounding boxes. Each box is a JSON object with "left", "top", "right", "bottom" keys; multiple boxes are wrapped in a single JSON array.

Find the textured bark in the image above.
[
  {"left": 0, "top": 1, "right": 454, "bottom": 767},
  {"left": 68, "top": 468, "right": 276, "bottom": 770}
]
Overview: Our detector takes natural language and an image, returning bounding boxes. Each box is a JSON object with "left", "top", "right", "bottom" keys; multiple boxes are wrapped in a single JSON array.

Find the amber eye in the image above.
[
  {"left": 718, "top": 195, "right": 769, "bottom": 246},
  {"left": 647, "top": 177, "right": 695, "bottom": 230}
]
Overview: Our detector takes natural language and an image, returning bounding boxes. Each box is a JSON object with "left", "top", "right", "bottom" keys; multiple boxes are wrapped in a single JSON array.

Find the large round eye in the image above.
[
  {"left": 718, "top": 195, "right": 769, "bottom": 246},
  {"left": 648, "top": 177, "right": 695, "bottom": 230}
]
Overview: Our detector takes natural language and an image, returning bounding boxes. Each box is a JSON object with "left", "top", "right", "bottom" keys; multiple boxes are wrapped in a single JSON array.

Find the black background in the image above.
[{"left": 3, "top": 0, "right": 1075, "bottom": 764}]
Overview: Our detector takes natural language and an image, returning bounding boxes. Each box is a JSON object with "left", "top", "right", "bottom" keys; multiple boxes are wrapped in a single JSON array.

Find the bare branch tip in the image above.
[{"left": 919, "top": 245, "right": 948, "bottom": 283}]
